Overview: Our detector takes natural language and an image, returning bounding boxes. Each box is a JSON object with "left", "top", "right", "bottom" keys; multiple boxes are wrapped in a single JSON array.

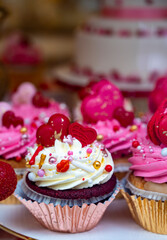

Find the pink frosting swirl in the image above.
[
  {"left": 129, "top": 137, "right": 167, "bottom": 184},
  {"left": 89, "top": 119, "right": 146, "bottom": 159},
  {"left": 12, "top": 102, "right": 69, "bottom": 126},
  {"left": 0, "top": 125, "right": 36, "bottom": 159}
]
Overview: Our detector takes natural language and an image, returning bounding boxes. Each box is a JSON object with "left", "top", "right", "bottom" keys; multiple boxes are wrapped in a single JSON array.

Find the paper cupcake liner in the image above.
[
  {"left": 126, "top": 178, "right": 167, "bottom": 201},
  {"left": 14, "top": 180, "right": 120, "bottom": 233},
  {"left": 121, "top": 177, "right": 167, "bottom": 234},
  {"left": 21, "top": 175, "right": 118, "bottom": 207},
  {"left": 121, "top": 189, "right": 167, "bottom": 234}
]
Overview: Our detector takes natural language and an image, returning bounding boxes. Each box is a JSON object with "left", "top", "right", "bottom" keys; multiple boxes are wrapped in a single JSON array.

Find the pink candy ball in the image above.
[
  {"left": 37, "top": 169, "right": 45, "bottom": 177},
  {"left": 86, "top": 148, "right": 92, "bottom": 154}
]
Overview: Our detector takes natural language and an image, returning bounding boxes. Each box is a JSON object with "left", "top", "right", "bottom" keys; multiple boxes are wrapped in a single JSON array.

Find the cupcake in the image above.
[
  {"left": 121, "top": 99, "right": 167, "bottom": 234},
  {"left": 77, "top": 80, "right": 146, "bottom": 180},
  {"left": 2, "top": 33, "right": 43, "bottom": 90},
  {"left": 0, "top": 83, "right": 69, "bottom": 204},
  {"left": 15, "top": 113, "right": 119, "bottom": 233},
  {"left": 0, "top": 161, "right": 17, "bottom": 204}
]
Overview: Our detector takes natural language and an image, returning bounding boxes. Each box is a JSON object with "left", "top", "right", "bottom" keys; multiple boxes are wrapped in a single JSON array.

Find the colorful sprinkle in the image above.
[
  {"left": 105, "top": 165, "right": 112, "bottom": 172},
  {"left": 67, "top": 151, "right": 73, "bottom": 156}
]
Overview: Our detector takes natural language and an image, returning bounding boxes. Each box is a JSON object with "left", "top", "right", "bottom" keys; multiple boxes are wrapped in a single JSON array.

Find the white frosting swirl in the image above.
[{"left": 26, "top": 138, "right": 114, "bottom": 190}]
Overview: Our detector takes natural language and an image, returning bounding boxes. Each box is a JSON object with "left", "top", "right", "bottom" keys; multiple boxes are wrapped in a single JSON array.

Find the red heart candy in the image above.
[
  {"left": 81, "top": 81, "right": 123, "bottom": 123},
  {"left": 69, "top": 122, "right": 97, "bottom": 147},
  {"left": 113, "top": 107, "right": 134, "bottom": 127},
  {"left": 36, "top": 114, "right": 70, "bottom": 147},
  {"left": 2, "top": 111, "right": 15, "bottom": 128},
  {"left": 2, "top": 111, "right": 24, "bottom": 128},
  {"left": 12, "top": 116, "right": 24, "bottom": 127}
]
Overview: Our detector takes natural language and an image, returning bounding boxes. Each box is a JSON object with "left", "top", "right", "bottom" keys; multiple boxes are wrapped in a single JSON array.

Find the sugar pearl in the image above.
[
  {"left": 137, "top": 146, "right": 141, "bottom": 150},
  {"left": 28, "top": 172, "right": 36, "bottom": 181},
  {"left": 37, "top": 169, "right": 45, "bottom": 177},
  {"left": 161, "top": 148, "right": 167, "bottom": 157},
  {"left": 49, "top": 157, "right": 57, "bottom": 164},
  {"left": 87, "top": 148, "right": 92, "bottom": 154}
]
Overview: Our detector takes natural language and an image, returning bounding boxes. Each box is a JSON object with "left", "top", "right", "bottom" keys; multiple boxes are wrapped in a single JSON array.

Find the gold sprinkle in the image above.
[
  {"left": 20, "top": 127, "right": 27, "bottom": 134},
  {"left": 39, "top": 154, "right": 46, "bottom": 169},
  {"left": 130, "top": 125, "right": 138, "bottom": 132},
  {"left": 93, "top": 161, "right": 101, "bottom": 170},
  {"left": 101, "top": 158, "right": 104, "bottom": 164},
  {"left": 26, "top": 161, "right": 30, "bottom": 168},
  {"left": 97, "top": 134, "right": 104, "bottom": 141}
]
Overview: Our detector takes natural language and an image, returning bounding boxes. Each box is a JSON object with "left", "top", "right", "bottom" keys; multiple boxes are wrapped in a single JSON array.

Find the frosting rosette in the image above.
[
  {"left": 89, "top": 118, "right": 146, "bottom": 159},
  {"left": 26, "top": 138, "right": 114, "bottom": 190},
  {"left": 0, "top": 125, "right": 36, "bottom": 159},
  {"left": 129, "top": 137, "right": 167, "bottom": 184}
]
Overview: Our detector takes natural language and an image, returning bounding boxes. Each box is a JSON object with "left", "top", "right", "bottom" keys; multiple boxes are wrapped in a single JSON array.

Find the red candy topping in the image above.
[
  {"left": 105, "top": 165, "right": 113, "bottom": 172},
  {"left": 2, "top": 111, "right": 24, "bottom": 128},
  {"left": 132, "top": 140, "right": 140, "bottom": 148},
  {"left": 36, "top": 114, "right": 70, "bottom": 147},
  {"left": 16, "top": 156, "right": 22, "bottom": 162},
  {"left": 113, "top": 125, "right": 120, "bottom": 132},
  {"left": 32, "top": 92, "right": 50, "bottom": 108},
  {"left": 0, "top": 162, "right": 17, "bottom": 201},
  {"left": 148, "top": 99, "right": 167, "bottom": 146},
  {"left": 113, "top": 107, "right": 134, "bottom": 127},
  {"left": 69, "top": 122, "right": 97, "bottom": 147},
  {"left": 57, "top": 160, "right": 69, "bottom": 172},
  {"left": 29, "top": 145, "right": 44, "bottom": 165}
]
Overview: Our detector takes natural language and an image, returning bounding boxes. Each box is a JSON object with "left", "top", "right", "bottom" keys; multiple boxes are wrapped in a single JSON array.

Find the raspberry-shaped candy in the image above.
[
  {"left": 32, "top": 92, "right": 50, "bottom": 108},
  {"left": 113, "top": 107, "right": 134, "bottom": 127},
  {"left": 0, "top": 161, "right": 17, "bottom": 201}
]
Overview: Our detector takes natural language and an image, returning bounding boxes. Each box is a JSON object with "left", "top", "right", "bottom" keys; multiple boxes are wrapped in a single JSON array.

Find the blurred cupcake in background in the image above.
[
  {"left": 15, "top": 113, "right": 119, "bottom": 233},
  {"left": 76, "top": 80, "right": 146, "bottom": 180},
  {"left": 122, "top": 99, "right": 167, "bottom": 234},
  {"left": 2, "top": 32, "right": 43, "bottom": 90},
  {"left": 149, "top": 75, "right": 167, "bottom": 113}
]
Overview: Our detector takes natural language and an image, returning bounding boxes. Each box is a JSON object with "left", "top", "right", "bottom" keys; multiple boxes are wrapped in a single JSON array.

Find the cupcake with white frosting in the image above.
[{"left": 15, "top": 113, "right": 119, "bottom": 233}]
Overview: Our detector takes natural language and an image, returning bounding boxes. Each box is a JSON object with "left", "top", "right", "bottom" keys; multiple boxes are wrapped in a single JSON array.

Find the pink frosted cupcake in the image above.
[
  {"left": 79, "top": 80, "right": 147, "bottom": 179},
  {"left": 15, "top": 114, "right": 120, "bottom": 233},
  {"left": 2, "top": 33, "right": 43, "bottom": 90},
  {"left": 0, "top": 83, "right": 69, "bottom": 190},
  {"left": 122, "top": 99, "right": 167, "bottom": 234}
]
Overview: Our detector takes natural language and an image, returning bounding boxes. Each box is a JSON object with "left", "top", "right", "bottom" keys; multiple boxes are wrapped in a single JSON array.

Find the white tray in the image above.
[{"left": 0, "top": 199, "right": 166, "bottom": 240}]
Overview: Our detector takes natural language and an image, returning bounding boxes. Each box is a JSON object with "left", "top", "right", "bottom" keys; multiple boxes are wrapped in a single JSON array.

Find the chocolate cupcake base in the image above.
[{"left": 22, "top": 173, "right": 117, "bottom": 207}]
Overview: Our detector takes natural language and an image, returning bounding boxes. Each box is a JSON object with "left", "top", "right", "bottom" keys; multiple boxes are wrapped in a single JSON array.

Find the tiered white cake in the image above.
[{"left": 74, "top": 0, "right": 167, "bottom": 92}]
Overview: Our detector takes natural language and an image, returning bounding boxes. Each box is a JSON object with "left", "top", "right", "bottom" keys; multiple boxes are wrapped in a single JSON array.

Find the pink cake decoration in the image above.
[{"left": 81, "top": 79, "right": 124, "bottom": 123}]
